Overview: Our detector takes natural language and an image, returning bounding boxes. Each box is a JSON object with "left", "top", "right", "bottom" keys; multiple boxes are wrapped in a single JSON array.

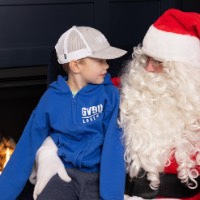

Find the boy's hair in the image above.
[{"left": 55, "top": 26, "right": 127, "bottom": 64}]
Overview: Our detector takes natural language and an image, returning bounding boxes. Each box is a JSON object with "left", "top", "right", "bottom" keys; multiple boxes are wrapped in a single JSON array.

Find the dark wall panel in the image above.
[
  {"left": 0, "top": 2, "right": 94, "bottom": 68},
  {"left": 175, "top": 0, "right": 200, "bottom": 12},
  {"left": 109, "top": 0, "right": 160, "bottom": 52}
]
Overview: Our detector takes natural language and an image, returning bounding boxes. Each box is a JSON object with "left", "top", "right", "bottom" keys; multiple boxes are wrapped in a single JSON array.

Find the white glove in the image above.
[{"left": 29, "top": 137, "right": 71, "bottom": 200}]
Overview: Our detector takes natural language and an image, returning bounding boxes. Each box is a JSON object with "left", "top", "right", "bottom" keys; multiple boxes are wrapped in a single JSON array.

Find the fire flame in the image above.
[
  {"left": 3, "top": 147, "right": 14, "bottom": 168},
  {"left": 0, "top": 137, "right": 15, "bottom": 174}
]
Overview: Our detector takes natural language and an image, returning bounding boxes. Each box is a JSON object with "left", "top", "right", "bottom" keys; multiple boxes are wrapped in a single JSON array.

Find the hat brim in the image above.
[{"left": 89, "top": 46, "right": 127, "bottom": 60}]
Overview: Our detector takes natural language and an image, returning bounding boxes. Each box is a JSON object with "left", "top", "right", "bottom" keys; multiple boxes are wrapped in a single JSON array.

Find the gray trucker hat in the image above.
[{"left": 55, "top": 26, "right": 127, "bottom": 64}]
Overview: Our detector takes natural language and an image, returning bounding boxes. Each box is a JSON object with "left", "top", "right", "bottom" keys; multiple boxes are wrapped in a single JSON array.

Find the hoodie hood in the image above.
[{"left": 49, "top": 73, "right": 113, "bottom": 94}]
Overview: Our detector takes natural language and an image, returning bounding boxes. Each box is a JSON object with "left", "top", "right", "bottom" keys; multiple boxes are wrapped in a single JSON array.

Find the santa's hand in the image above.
[{"left": 30, "top": 137, "right": 71, "bottom": 200}]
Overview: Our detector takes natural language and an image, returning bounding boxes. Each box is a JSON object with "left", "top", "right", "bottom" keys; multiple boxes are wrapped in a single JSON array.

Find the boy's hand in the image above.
[{"left": 29, "top": 137, "right": 71, "bottom": 200}]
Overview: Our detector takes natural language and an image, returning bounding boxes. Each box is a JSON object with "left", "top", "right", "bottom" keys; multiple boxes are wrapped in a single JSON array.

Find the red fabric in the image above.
[
  {"left": 164, "top": 153, "right": 200, "bottom": 174},
  {"left": 182, "top": 193, "right": 200, "bottom": 200},
  {"left": 153, "top": 9, "right": 200, "bottom": 38},
  {"left": 111, "top": 77, "right": 120, "bottom": 88},
  {"left": 164, "top": 155, "right": 178, "bottom": 174},
  {"left": 156, "top": 192, "right": 200, "bottom": 200}
]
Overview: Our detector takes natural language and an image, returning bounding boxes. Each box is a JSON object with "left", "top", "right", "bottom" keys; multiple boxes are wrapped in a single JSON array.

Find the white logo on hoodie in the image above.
[{"left": 82, "top": 104, "right": 103, "bottom": 123}]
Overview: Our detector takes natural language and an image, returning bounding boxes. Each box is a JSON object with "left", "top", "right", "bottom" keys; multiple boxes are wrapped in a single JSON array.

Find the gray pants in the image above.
[{"left": 37, "top": 168, "right": 99, "bottom": 200}]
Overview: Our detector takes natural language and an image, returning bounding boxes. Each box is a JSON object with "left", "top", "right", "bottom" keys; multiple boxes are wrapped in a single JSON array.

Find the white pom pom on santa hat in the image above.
[{"left": 142, "top": 8, "right": 200, "bottom": 67}]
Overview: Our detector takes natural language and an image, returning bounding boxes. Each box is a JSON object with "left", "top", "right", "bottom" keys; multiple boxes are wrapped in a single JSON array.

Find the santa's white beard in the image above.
[{"left": 119, "top": 56, "right": 200, "bottom": 190}]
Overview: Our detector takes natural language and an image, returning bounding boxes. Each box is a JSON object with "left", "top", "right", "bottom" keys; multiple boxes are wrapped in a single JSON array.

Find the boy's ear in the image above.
[{"left": 68, "top": 60, "right": 80, "bottom": 73}]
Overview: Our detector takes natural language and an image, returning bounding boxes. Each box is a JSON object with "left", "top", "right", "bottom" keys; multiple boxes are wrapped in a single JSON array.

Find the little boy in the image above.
[{"left": 0, "top": 26, "right": 127, "bottom": 200}]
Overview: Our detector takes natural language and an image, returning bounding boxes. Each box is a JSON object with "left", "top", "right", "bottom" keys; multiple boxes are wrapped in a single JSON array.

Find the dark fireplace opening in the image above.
[
  {"left": 0, "top": 66, "right": 47, "bottom": 143},
  {"left": 0, "top": 86, "right": 46, "bottom": 143}
]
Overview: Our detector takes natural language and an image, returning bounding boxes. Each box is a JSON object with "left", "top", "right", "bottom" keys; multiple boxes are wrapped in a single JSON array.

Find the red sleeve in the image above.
[
  {"left": 164, "top": 153, "right": 200, "bottom": 174},
  {"left": 164, "top": 155, "right": 178, "bottom": 174},
  {"left": 111, "top": 77, "right": 120, "bottom": 88}
]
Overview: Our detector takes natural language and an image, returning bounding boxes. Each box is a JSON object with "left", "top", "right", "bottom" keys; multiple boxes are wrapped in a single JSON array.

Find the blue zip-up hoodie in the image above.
[{"left": 0, "top": 74, "right": 125, "bottom": 200}]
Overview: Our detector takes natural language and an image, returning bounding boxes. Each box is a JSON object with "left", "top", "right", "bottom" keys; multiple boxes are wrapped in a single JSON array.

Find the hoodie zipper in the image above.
[{"left": 72, "top": 94, "right": 77, "bottom": 125}]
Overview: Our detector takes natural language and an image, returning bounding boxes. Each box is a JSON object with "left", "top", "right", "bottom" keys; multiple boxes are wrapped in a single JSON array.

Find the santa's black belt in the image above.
[{"left": 125, "top": 173, "right": 200, "bottom": 199}]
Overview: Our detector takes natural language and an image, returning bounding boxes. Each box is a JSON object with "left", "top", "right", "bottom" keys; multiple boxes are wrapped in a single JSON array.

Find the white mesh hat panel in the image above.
[
  {"left": 67, "top": 30, "right": 87, "bottom": 54},
  {"left": 55, "top": 26, "right": 127, "bottom": 64}
]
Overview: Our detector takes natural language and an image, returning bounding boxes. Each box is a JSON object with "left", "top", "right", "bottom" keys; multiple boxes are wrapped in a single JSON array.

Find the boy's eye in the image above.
[
  {"left": 99, "top": 59, "right": 106, "bottom": 63},
  {"left": 93, "top": 58, "right": 106, "bottom": 64}
]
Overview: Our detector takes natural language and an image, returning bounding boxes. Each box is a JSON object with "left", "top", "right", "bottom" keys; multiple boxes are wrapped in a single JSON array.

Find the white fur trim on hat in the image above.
[
  {"left": 142, "top": 25, "right": 200, "bottom": 67},
  {"left": 141, "top": 9, "right": 200, "bottom": 67}
]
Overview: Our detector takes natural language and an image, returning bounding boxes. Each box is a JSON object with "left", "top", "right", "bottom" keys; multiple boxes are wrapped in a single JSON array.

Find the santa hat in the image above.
[{"left": 142, "top": 9, "right": 200, "bottom": 67}]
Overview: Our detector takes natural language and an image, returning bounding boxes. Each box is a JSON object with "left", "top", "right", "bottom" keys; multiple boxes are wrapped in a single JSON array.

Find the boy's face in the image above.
[{"left": 78, "top": 58, "right": 109, "bottom": 85}]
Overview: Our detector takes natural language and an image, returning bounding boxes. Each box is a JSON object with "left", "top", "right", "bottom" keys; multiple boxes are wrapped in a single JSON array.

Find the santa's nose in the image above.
[
  {"left": 145, "top": 57, "right": 163, "bottom": 73},
  {"left": 145, "top": 59, "right": 155, "bottom": 72}
]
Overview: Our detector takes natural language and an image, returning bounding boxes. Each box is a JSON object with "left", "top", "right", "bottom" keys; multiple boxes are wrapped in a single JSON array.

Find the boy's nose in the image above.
[{"left": 104, "top": 61, "right": 109, "bottom": 70}]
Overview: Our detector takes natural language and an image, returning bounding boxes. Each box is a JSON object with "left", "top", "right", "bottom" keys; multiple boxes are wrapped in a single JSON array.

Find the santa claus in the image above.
[
  {"left": 121, "top": 8, "right": 200, "bottom": 200},
  {"left": 30, "top": 8, "right": 200, "bottom": 200}
]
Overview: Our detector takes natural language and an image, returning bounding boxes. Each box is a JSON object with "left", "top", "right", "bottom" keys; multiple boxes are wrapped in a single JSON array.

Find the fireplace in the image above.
[{"left": 0, "top": 65, "right": 47, "bottom": 177}]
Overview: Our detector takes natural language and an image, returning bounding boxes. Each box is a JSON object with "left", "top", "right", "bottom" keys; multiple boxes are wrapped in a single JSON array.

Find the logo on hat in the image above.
[{"left": 96, "top": 35, "right": 107, "bottom": 44}]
